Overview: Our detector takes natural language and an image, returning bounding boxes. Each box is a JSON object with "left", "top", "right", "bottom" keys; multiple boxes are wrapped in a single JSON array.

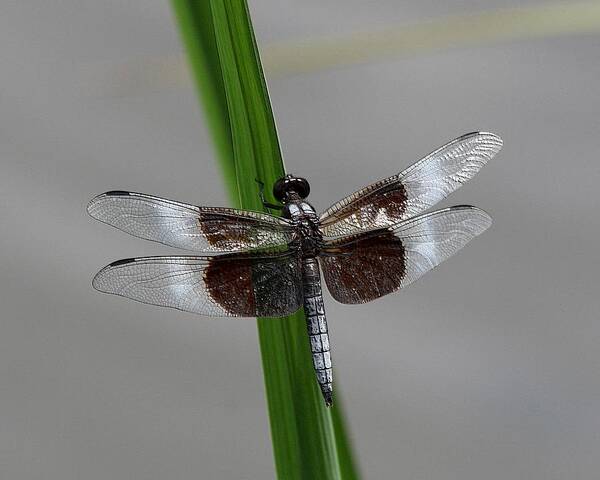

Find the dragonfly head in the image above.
[{"left": 273, "top": 174, "right": 310, "bottom": 203}]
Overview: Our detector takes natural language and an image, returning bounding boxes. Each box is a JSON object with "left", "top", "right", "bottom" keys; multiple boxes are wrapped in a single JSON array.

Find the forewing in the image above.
[
  {"left": 319, "top": 132, "right": 502, "bottom": 237},
  {"left": 320, "top": 206, "right": 492, "bottom": 304},
  {"left": 92, "top": 253, "right": 303, "bottom": 317},
  {"left": 88, "top": 191, "right": 295, "bottom": 253}
]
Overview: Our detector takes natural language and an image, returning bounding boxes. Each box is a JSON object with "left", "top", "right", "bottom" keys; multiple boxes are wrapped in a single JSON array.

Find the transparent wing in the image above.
[
  {"left": 87, "top": 191, "right": 295, "bottom": 253},
  {"left": 92, "top": 253, "right": 303, "bottom": 317},
  {"left": 319, "top": 132, "right": 502, "bottom": 238},
  {"left": 320, "top": 206, "right": 492, "bottom": 304}
]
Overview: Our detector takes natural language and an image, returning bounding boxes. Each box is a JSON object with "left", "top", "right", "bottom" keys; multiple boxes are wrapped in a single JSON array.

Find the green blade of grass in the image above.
[{"left": 170, "top": 1, "right": 360, "bottom": 478}]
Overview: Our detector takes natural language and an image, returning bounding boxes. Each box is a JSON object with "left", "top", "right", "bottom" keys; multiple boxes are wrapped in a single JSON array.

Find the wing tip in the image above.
[
  {"left": 91, "top": 268, "right": 108, "bottom": 293},
  {"left": 87, "top": 190, "right": 133, "bottom": 218},
  {"left": 86, "top": 193, "right": 103, "bottom": 218},
  {"left": 481, "top": 131, "right": 503, "bottom": 150},
  {"left": 457, "top": 131, "right": 503, "bottom": 152},
  {"left": 450, "top": 204, "right": 493, "bottom": 230},
  {"left": 462, "top": 130, "right": 502, "bottom": 140},
  {"left": 104, "top": 190, "right": 132, "bottom": 196},
  {"left": 473, "top": 131, "right": 503, "bottom": 150},
  {"left": 108, "top": 257, "right": 136, "bottom": 267},
  {"left": 91, "top": 258, "right": 136, "bottom": 293}
]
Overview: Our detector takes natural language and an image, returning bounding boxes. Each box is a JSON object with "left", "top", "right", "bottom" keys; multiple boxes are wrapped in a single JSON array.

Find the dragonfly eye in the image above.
[{"left": 273, "top": 175, "right": 310, "bottom": 202}]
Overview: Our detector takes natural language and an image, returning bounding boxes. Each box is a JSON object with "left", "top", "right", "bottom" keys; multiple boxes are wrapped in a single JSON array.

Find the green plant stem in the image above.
[{"left": 171, "top": 1, "right": 359, "bottom": 478}]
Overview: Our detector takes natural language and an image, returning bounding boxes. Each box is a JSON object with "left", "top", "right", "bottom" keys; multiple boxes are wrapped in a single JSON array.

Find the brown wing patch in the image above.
[
  {"left": 198, "top": 213, "right": 253, "bottom": 250},
  {"left": 204, "top": 257, "right": 256, "bottom": 316},
  {"left": 320, "top": 178, "right": 408, "bottom": 237},
  {"left": 320, "top": 232, "right": 406, "bottom": 304},
  {"left": 196, "top": 211, "right": 287, "bottom": 251},
  {"left": 204, "top": 255, "right": 304, "bottom": 317}
]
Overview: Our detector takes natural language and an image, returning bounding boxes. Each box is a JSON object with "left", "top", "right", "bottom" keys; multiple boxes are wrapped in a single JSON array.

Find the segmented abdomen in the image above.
[{"left": 302, "top": 257, "right": 333, "bottom": 406}]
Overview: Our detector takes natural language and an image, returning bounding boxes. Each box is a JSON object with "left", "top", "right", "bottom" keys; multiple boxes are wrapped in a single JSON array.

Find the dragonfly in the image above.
[{"left": 88, "top": 131, "right": 502, "bottom": 406}]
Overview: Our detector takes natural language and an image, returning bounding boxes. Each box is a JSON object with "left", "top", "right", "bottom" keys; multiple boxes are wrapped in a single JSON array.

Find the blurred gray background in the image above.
[{"left": 1, "top": 1, "right": 599, "bottom": 479}]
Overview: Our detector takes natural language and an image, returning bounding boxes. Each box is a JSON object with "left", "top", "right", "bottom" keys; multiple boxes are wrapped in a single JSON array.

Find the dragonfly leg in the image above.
[{"left": 255, "top": 178, "right": 283, "bottom": 212}]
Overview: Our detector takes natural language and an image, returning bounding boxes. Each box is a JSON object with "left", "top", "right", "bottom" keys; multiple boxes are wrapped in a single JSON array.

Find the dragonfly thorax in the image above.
[{"left": 282, "top": 199, "right": 322, "bottom": 256}]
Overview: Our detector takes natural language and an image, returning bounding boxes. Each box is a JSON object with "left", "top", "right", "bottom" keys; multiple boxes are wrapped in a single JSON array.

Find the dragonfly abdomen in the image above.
[{"left": 302, "top": 257, "right": 333, "bottom": 406}]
